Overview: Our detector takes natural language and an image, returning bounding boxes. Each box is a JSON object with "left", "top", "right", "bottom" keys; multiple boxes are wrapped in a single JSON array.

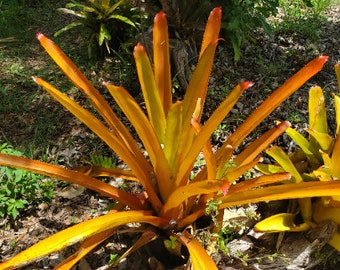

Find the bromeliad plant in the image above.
[
  {"left": 255, "top": 64, "right": 340, "bottom": 251},
  {"left": 55, "top": 0, "right": 139, "bottom": 56},
  {"left": 1, "top": 7, "right": 340, "bottom": 269}
]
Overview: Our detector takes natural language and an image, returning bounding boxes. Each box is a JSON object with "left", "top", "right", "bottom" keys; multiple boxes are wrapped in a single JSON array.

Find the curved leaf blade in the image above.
[
  {"left": 221, "top": 56, "right": 329, "bottom": 150},
  {"left": 134, "top": 43, "right": 167, "bottom": 142},
  {"left": 175, "top": 231, "right": 217, "bottom": 270},
  {"left": 161, "top": 180, "right": 229, "bottom": 217},
  {"left": 0, "top": 211, "right": 167, "bottom": 269},
  {"left": 0, "top": 153, "right": 144, "bottom": 210},
  {"left": 153, "top": 10, "right": 172, "bottom": 115}
]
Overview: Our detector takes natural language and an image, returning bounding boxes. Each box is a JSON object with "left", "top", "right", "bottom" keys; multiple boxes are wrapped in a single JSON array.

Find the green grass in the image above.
[{"left": 273, "top": 0, "right": 335, "bottom": 39}]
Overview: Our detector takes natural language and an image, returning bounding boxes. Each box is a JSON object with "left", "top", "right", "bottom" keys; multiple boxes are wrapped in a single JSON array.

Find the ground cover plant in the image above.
[
  {"left": 0, "top": 6, "right": 340, "bottom": 270},
  {"left": 0, "top": 143, "right": 54, "bottom": 219}
]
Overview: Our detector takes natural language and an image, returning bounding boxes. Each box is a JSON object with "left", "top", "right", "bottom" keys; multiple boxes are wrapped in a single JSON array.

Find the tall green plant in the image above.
[
  {"left": 217, "top": 0, "right": 279, "bottom": 61},
  {"left": 0, "top": 7, "right": 339, "bottom": 270}
]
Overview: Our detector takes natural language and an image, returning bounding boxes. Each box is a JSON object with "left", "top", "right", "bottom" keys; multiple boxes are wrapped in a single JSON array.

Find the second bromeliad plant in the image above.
[{"left": 0, "top": 7, "right": 340, "bottom": 270}]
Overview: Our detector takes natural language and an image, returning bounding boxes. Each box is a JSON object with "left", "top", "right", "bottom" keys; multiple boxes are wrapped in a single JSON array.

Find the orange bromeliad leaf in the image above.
[
  {"left": 309, "top": 86, "right": 328, "bottom": 133},
  {"left": 199, "top": 7, "right": 222, "bottom": 60},
  {"left": 175, "top": 231, "right": 218, "bottom": 270},
  {"left": 163, "top": 101, "right": 183, "bottom": 177},
  {"left": 0, "top": 153, "right": 144, "bottom": 209},
  {"left": 220, "top": 180, "right": 340, "bottom": 209},
  {"left": 33, "top": 77, "right": 163, "bottom": 212},
  {"left": 221, "top": 56, "right": 329, "bottom": 151},
  {"left": 182, "top": 41, "right": 219, "bottom": 126},
  {"left": 0, "top": 211, "right": 168, "bottom": 269},
  {"left": 106, "top": 83, "right": 172, "bottom": 203},
  {"left": 134, "top": 43, "right": 166, "bottom": 143},
  {"left": 153, "top": 10, "right": 172, "bottom": 115},
  {"left": 176, "top": 82, "right": 252, "bottom": 187},
  {"left": 233, "top": 121, "right": 291, "bottom": 167},
  {"left": 54, "top": 228, "right": 116, "bottom": 269},
  {"left": 73, "top": 165, "right": 137, "bottom": 181},
  {"left": 36, "top": 33, "right": 139, "bottom": 154},
  {"left": 228, "top": 173, "right": 291, "bottom": 194},
  {"left": 161, "top": 180, "right": 230, "bottom": 217}
]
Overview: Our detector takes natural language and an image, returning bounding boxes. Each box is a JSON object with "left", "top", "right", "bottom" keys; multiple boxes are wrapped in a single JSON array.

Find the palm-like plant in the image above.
[
  {"left": 1, "top": 7, "right": 339, "bottom": 270},
  {"left": 55, "top": 0, "right": 138, "bottom": 56}
]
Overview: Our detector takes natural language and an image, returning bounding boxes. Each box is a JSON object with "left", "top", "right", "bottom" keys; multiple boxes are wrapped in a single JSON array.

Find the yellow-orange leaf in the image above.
[
  {"left": 161, "top": 180, "right": 229, "bottom": 217},
  {"left": 54, "top": 228, "right": 116, "bottom": 269},
  {"left": 309, "top": 86, "right": 328, "bottom": 133},
  {"left": 73, "top": 165, "right": 137, "bottom": 181},
  {"left": 106, "top": 84, "right": 171, "bottom": 204},
  {"left": 233, "top": 121, "right": 290, "bottom": 167},
  {"left": 0, "top": 211, "right": 168, "bottom": 270},
  {"left": 134, "top": 43, "right": 166, "bottom": 143},
  {"left": 0, "top": 153, "right": 144, "bottom": 209},
  {"left": 222, "top": 56, "right": 328, "bottom": 150},
  {"left": 153, "top": 10, "right": 172, "bottom": 115},
  {"left": 199, "top": 7, "right": 222, "bottom": 59},
  {"left": 175, "top": 231, "right": 217, "bottom": 270},
  {"left": 266, "top": 146, "right": 303, "bottom": 183},
  {"left": 220, "top": 180, "right": 340, "bottom": 209},
  {"left": 254, "top": 213, "right": 310, "bottom": 232},
  {"left": 36, "top": 33, "right": 138, "bottom": 153}
]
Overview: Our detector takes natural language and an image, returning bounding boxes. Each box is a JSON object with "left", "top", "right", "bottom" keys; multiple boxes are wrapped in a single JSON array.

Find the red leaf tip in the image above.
[
  {"left": 36, "top": 32, "right": 44, "bottom": 40},
  {"left": 155, "top": 10, "right": 166, "bottom": 21},
  {"left": 318, "top": 55, "right": 329, "bottom": 62},
  {"left": 211, "top": 6, "right": 222, "bottom": 16},
  {"left": 241, "top": 81, "right": 254, "bottom": 89}
]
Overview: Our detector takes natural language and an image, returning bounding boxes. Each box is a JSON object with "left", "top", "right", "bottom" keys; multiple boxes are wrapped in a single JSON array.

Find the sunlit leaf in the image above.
[
  {"left": 199, "top": 7, "right": 222, "bottom": 59},
  {"left": 254, "top": 213, "right": 310, "bottom": 232},
  {"left": 266, "top": 146, "right": 303, "bottom": 183},
  {"left": 0, "top": 153, "right": 144, "bottom": 210},
  {"left": 0, "top": 211, "right": 168, "bottom": 269},
  {"left": 335, "top": 64, "right": 340, "bottom": 93},
  {"left": 153, "top": 10, "right": 171, "bottom": 115},
  {"left": 106, "top": 84, "right": 172, "bottom": 203},
  {"left": 220, "top": 180, "right": 340, "bottom": 209},
  {"left": 307, "top": 129, "right": 333, "bottom": 153},
  {"left": 221, "top": 56, "right": 328, "bottom": 150},
  {"left": 54, "top": 228, "right": 116, "bottom": 269},
  {"left": 233, "top": 121, "right": 290, "bottom": 167},
  {"left": 333, "top": 93, "right": 340, "bottom": 134},
  {"left": 163, "top": 101, "right": 183, "bottom": 176},
  {"left": 134, "top": 43, "right": 167, "bottom": 143},
  {"left": 177, "top": 82, "right": 252, "bottom": 187},
  {"left": 309, "top": 86, "right": 328, "bottom": 133},
  {"left": 175, "top": 231, "right": 218, "bottom": 270},
  {"left": 161, "top": 180, "right": 229, "bottom": 217},
  {"left": 285, "top": 126, "right": 321, "bottom": 167},
  {"left": 36, "top": 33, "right": 141, "bottom": 155}
]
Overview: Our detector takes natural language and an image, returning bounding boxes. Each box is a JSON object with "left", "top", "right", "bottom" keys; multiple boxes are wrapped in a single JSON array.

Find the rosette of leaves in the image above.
[
  {"left": 1, "top": 7, "right": 340, "bottom": 270},
  {"left": 255, "top": 64, "right": 340, "bottom": 251},
  {"left": 55, "top": 0, "right": 139, "bottom": 57}
]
